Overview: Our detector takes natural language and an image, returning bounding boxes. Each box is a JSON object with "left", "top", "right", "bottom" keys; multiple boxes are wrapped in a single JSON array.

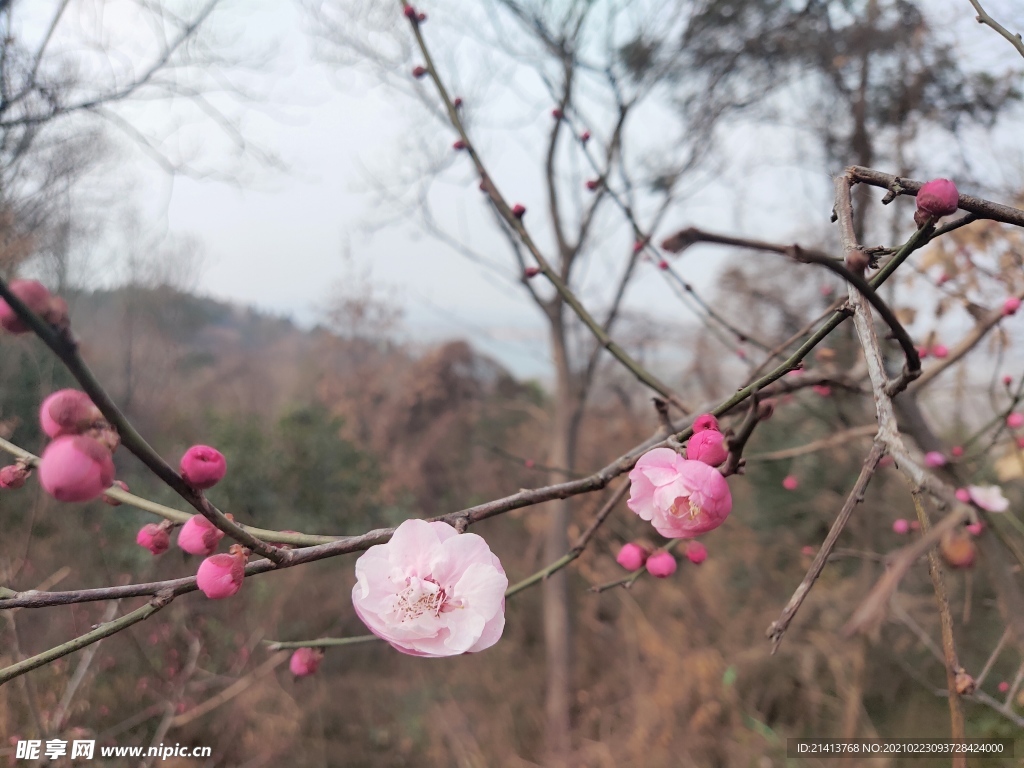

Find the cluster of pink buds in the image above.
[
  {"left": 0, "top": 279, "right": 69, "bottom": 334},
  {"left": 615, "top": 538, "right": 709, "bottom": 579},
  {"left": 914, "top": 178, "right": 959, "bottom": 228}
]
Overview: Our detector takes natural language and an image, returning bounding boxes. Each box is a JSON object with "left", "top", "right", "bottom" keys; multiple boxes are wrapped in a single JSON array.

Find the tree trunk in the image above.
[{"left": 543, "top": 317, "right": 577, "bottom": 764}]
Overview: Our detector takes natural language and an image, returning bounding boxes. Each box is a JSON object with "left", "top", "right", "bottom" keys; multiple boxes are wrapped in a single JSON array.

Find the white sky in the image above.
[{"left": 17, "top": 0, "right": 1024, "bottom": 380}]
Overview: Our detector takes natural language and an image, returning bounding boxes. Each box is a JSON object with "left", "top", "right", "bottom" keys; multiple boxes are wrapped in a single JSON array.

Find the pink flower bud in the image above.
[
  {"left": 916, "top": 346, "right": 928, "bottom": 359},
  {"left": 645, "top": 551, "right": 676, "bottom": 578},
  {"left": 585, "top": 179, "right": 599, "bottom": 191},
  {"left": 966, "top": 522, "right": 984, "bottom": 537},
  {"left": 955, "top": 488, "right": 971, "bottom": 503},
  {"left": 757, "top": 399, "right": 776, "bottom": 421},
  {"left": 511, "top": 203, "right": 526, "bottom": 219},
  {"left": 524, "top": 458, "right": 535, "bottom": 468},
  {"left": 684, "top": 540, "right": 707, "bottom": 565},
  {"left": 615, "top": 542, "right": 648, "bottom": 571},
  {"left": 580, "top": 130, "right": 590, "bottom": 143},
  {"left": 180, "top": 445, "right": 226, "bottom": 489},
  {"left": 801, "top": 545, "right": 815, "bottom": 557},
  {"left": 137, "top": 523, "right": 170, "bottom": 555},
  {"left": 39, "top": 389, "right": 103, "bottom": 438},
  {"left": 402, "top": 4, "right": 416, "bottom": 19},
  {"left": 940, "top": 528, "right": 975, "bottom": 569},
  {"left": 951, "top": 446, "right": 964, "bottom": 457},
  {"left": 417, "top": 11, "right": 426, "bottom": 21},
  {"left": 998, "top": 681, "right": 1010, "bottom": 693},
  {"left": 931, "top": 344, "right": 949, "bottom": 359},
  {"left": 892, "top": 518, "right": 910, "bottom": 535},
  {"left": 453, "top": 97, "right": 463, "bottom": 108},
  {"left": 686, "top": 429, "right": 728, "bottom": 467},
  {"left": 691, "top": 413, "right": 719, "bottom": 433},
  {"left": 412, "top": 65, "right": 427, "bottom": 79},
  {"left": 551, "top": 108, "right": 563, "bottom": 120},
  {"left": 196, "top": 549, "right": 247, "bottom": 599},
  {"left": 177, "top": 514, "right": 225, "bottom": 556},
  {"left": 38, "top": 435, "right": 115, "bottom": 502},
  {"left": 0, "top": 464, "right": 30, "bottom": 489},
  {"left": 102, "top": 479, "right": 129, "bottom": 506},
  {"left": 289, "top": 647, "right": 324, "bottom": 677},
  {"left": 812, "top": 384, "right": 831, "bottom": 397},
  {"left": 924, "top": 451, "right": 947, "bottom": 468},
  {"left": 915, "top": 178, "right": 959, "bottom": 219},
  {"left": 1007, "top": 412, "right": 1024, "bottom": 430},
  {"left": 1003, "top": 296, "right": 1021, "bottom": 316},
  {"left": 1003, "top": 375, "right": 1013, "bottom": 386},
  {"left": 0, "top": 280, "right": 52, "bottom": 333},
  {"left": 782, "top": 475, "right": 798, "bottom": 491},
  {"left": 657, "top": 259, "right": 669, "bottom": 270},
  {"left": 524, "top": 266, "right": 540, "bottom": 279}
]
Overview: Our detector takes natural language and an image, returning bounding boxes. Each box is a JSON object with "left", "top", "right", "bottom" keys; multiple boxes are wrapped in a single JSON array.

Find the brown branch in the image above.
[{"left": 967, "top": 0, "right": 1024, "bottom": 60}]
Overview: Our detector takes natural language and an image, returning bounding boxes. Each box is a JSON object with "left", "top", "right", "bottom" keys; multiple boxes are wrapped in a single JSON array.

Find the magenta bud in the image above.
[
  {"left": 524, "top": 458, "right": 535, "bottom": 468},
  {"left": 551, "top": 108, "right": 563, "bottom": 120},
  {"left": 931, "top": 344, "right": 948, "bottom": 359},
  {"left": 645, "top": 551, "right": 677, "bottom": 578},
  {"left": 38, "top": 435, "right": 115, "bottom": 502},
  {"left": 615, "top": 542, "right": 648, "bottom": 571},
  {"left": 892, "top": 518, "right": 910, "bottom": 535},
  {"left": 585, "top": 179, "right": 599, "bottom": 191},
  {"left": 684, "top": 540, "right": 707, "bottom": 565},
  {"left": 196, "top": 548, "right": 248, "bottom": 599},
  {"left": 0, "top": 280, "right": 53, "bottom": 334},
  {"left": 812, "top": 384, "right": 831, "bottom": 397},
  {"left": 524, "top": 266, "right": 540, "bottom": 278},
  {"left": 782, "top": 475, "right": 798, "bottom": 491},
  {"left": 137, "top": 523, "right": 170, "bottom": 555},
  {"left": 402, "top": 4, "right": 416, "bottom": 19},
  {"left": 686, "top": 429, "right": 728, "bottom": 467},
  {"left": 453, "top": 97, "right": 463, "bottom": 108},
  {"left": 580, "top": 130, "right": 590, "bottom": 143},
  {"left": 0, "top": 464, "right": 30, "bottom": 489},
  {"left": 657, "top": 259, "right": 669, "bottom": 270},
  {"left": 290, "top": 647, "right": 324, "bottom": 677},
  {"left": 998, "top": 681, "right": 1010, "bottom": 693},
  {"left": 177, "top": 514, "right": 225, "bottom": 556},
  {"left": 39, "top": 389, "right": 103, "bottom": 438},
  {"left": 417, "top": 11, "right": 426, "bottom": 21},
  {"left": 691, "top": 413, "right": 719, "bottom": 433},
  {"left": 412, "top": 65, "right": 427, "bottom": 79},
  {"left": 965, "top": 522, "right": 984, "bottom": 537},
  {"left": 951, "top": 445, "right": 963, "bottom": 457},
  {"left": 453, "top": 139, "right": 466, "bottom": 150},
  {"left": 1003, "top": 375, "right": 1013, "bottom": 386},
  {"left": 916, "top": 178, "right": 959, "bottom": 219},
  {"left": 1003, "top": 296, "right": 1021, "bottom": 316},
  {"left": 511, "top": 203, "right": 526, "bottom": 218},
  {"left": 1007, "top": 412, "right": 1024, "bottom": 430},
  {"left": 180, "top": 445, "right": 226, "bottom": 489},
  {"left": 924, "top": 451, "right": 947, "bottom": 468},
  {"left": 801, "top": 545, "right": 815, "bottom": 557},
  {"left": 955, "top": 487, "right": 971, "bottom": 503}
]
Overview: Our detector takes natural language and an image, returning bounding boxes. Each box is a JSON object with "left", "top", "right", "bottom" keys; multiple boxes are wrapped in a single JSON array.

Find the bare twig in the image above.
[{"left": 967, "top": 0, "right": 1024, "bottom": 60}]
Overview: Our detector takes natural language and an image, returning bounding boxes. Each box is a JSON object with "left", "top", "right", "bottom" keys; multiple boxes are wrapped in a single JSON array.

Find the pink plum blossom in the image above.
[
  {"left": 1003, "top": 297, "right": 1021, "bottom": 316},
  {"left": 39, "top": 390, "right": 102, "bottom": 438},
  {"left": 892, "top": 519, "right": 910, "bottom": 535},
  {"left": 289, "top": 648, "right": 323, "bottom": 677},
  {"left": 924, "top": 451, "right": 947, "bottom": 468},
  {"left": 967, "top": 485, "right": 1009, "bottom": 512},
  {"left": 180, "top": 445, "right": 227, "bottom": 489},
  {"left": 137, "top": 524, "right": 170, "bottom": 555},
  {"left": 686, "top": 429, "right": 728, "bottom": 467},
  {"left": 38, "top": 435, "right": 115, "bottom": 502},
  {"left": 1007, "top": 412, "right": 1024, "bottom": 430},
  {"left": 691, "top": 413, "right": 719, "bottom": 433},
  {"left": 627, "top": 448, "right": 732, "bottom": 539},
  {"left": 615, "top": 543, "right": 648, "bottom": 571},
  {"left": 645, "top": 551, "right": 677, "bottom": 578},
  {"left": 0, "top": 464, "right": 29, "bottom": 489},
  {"left": 0, "top": 280, "right": 52, "bottom": 334},
  {"left": 197, "top": 548, "right": 247, "bottom": 599},
  {"left": 915, "top": 178, "right": 959, "bottom": 220},
  {"left": 177, "top": 514, "right": 225, "bottom": 556},
  {"left": 351, "top": 519, "right": 507, "bottom": 658},
  {"left": 782, "top": 475, "right": 799, "bottom": 491},
  {"left": 685, "top": 541, "right": 707, "bottom": 565}
]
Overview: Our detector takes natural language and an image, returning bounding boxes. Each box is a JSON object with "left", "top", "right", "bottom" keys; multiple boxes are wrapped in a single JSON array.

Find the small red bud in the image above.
[
  {"left": 782, "top": 475, "right": 799, "bottom": 491},
  {"left": 1003, "top": 296, "right": 1021, "bottom": 316},
  {"left": 412, "top": 65, "right": 427, "bottom": 79},
  {"left": 290, "top": 647, "right": 324, "bottom": 677},
  {"left": 524, "top": 458, "right": 535, "bottom": 468},
  {"left": 580, "top": 130, "right": 590, "bottom": 143},
  {"left": 1003, "top": 375, "right": 1013, "bottom": 386},
  {"left": 951, "top": 445, "right": 964, "bottom": 457},
  {"left": 931, "top": 344, "right": 949, "bottom": 359},
  {"left": 585, "top": 179, "right": 600, "bottom": 191},
  {"left": 684, "top": 541, "right": 707, "bottom": 565},
  {"left": 551, "top": 108, "right": 563, "bottom": 120},
  {"left": 916, "top": 178, "right": 959, "bottom": 219},
  {"left": 417, "top": 11, "right": 427, "bottom": 21},
  {"left": 657, "top": 259, "right": 669, "bottom": 270},
  {"left": 524, "top": 267, "right": 541, "bottom": 279},
  {"left": 511, "top": 203, "right": 526, "bottom": 219},
  {"left": 453, "top": 97, "right": 463, "bottom": 108},
  {"left": 403, "top": 4, "right": 416, "bottom": 19},
  {"left": 453, "top": 139, "right": 466, "bottom": 150}
]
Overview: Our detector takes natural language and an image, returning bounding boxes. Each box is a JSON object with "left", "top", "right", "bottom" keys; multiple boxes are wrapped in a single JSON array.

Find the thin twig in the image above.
[{"left": 967, "top": 0, "right": 1024, "bottom": 60}]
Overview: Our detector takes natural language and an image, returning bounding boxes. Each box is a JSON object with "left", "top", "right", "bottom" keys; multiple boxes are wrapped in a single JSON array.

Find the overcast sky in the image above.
[{"left": 19, "top": 0, "right": 1024, "bottom": 381}]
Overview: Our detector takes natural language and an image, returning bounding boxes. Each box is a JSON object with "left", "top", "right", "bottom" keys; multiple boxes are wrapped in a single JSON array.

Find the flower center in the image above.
[
  {"left": 395, "top": 577, "right": 448, "bottom": 622},
  {"left": 670, "top": 496, "right": 702, "bottom": 520}
]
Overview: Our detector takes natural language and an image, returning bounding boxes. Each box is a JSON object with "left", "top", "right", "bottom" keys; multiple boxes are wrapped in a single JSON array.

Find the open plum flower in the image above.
[
  {"left": 352, "top": 519, "right": 507, "bottom": 658},
  {"left": 627, "top": 447, "right": 732, "bottom": 538}
]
